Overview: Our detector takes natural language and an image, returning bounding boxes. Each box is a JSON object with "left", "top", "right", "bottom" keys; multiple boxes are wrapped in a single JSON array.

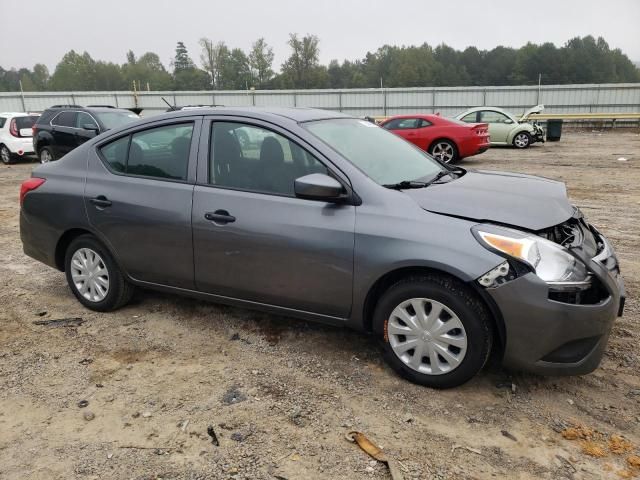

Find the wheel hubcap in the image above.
[
  {"left": 70, "top": 248, "right": 109, "bottom": 302},
  {"left": 515, "top": 134, "right": 529, "bottom": 148},
  {"left": 1, "top": 147, "right": 9, "bottom": 163},
  {"left": 387, "top": 298, "right": 467, "bottom": 375},
  {"left": 40, "top": 150, "right": 51, "bottom": 163},
  {"left": 432, "top": 143, "right": 454, "bottom": 163}
]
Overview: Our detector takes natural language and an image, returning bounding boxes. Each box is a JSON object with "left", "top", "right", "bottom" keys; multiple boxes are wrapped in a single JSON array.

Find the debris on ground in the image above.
[
  {"left": 83, "top": 411, "right": 95, "bottom": 421},
  {"left": 451, "top": 445, "right": 483, "bottom": 456},
  {"left": 346, "top": 431, "right": 405, "bottom": 480},
  {"left": 207, "top": 425, "right": 219, "bottom": 446},
  {"left": 77, "top": 400, "right": 89, "bottom": 408},
  {"left": 32, "top": 317, "right": 85, "bottom": 327},
  {"left": 501, "top": 430, "right": 517, "bottom": 442},
  {"left": 609, "top": 435, "right": 634, "bottom": 455},
  {"left": 221, "top": 386, "right": 247, "bottom": 405}
]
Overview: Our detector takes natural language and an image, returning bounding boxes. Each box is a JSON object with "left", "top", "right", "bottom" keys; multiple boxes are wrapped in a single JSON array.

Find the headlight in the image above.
[{"left": 474, "top": 226, "right": 589, "bottom": 285}]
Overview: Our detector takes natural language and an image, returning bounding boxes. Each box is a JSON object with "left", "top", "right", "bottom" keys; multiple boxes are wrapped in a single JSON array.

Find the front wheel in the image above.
[
  {"left": 0, "top": 145, "right": 13, "bottom": 165},
  {"left": 429, "top": 140, "right": 458, "bottom": 164},
  {"left": 374, "top": 274, "right": 493, "bottom": 388},
  {"left": 64, "top": 235, "right": 134, "bottom": 312},
  {"left": 39, "top": 147, "right": 54, "bottom": 164},
  {"left": 513, "top": 132, "right": 531, "bottom": 149}
]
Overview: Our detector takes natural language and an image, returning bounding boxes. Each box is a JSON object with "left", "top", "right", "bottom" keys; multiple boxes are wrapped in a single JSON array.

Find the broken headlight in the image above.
[{"left": 473, "top": 225, "right": 590, "bottom": 288}]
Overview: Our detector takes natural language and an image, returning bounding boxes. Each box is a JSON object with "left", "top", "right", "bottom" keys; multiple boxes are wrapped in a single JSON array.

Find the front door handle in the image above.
[
  {"left": 90, "top": 195, "right": 112, "bottom": 208},
  {"left": 205, "top": 210, "right": 236, "bottom": 224}
]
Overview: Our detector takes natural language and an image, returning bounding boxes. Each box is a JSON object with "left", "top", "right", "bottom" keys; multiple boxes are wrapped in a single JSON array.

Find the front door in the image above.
[
  {"left": 74, "top": 111, "right": 99, "bottom": 147},
  {"left": 479, "top": 110, "right": 514, "bottom": 144},
  {"left": 84, "top": 119, "right": 201, "bottom": 289},
  {"left": 192, "top": 119, "right": 355, "bottom": 318}
]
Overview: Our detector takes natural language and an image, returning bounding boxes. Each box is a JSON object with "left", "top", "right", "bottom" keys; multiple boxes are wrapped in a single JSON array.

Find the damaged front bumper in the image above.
[{"left": 488, "top": 229, "right": 624, "bottom": 376}]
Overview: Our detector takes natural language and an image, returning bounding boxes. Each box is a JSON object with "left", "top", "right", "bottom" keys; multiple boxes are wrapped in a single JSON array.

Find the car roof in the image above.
[
  {"left": 459, "top": 106, "right": 511, "bottom": 115},
  {"left": 0, "top": 112, "right": 35, "bottom": 117},
  {"left": 383, "top": 114, "right": 442, "bottom": 120},
  {"left": 151, "top": 106, "right": 353, "bottom": 124},
  {"left": 44, "top": 106, "right": 133, "bottom": 114}
]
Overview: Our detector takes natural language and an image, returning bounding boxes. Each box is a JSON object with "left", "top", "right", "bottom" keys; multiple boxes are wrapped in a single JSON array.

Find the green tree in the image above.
[
  {"left": 49, "top": 50, "right": 97, "bottom": 90},
  {"left": 281, "top": 33, "right": 322, "bottom": 88},
  {"left": 249, "top": 38, "right": 275, "bottom": 87},
  {"left": 173, "top": 41, "right": 194, "bottom": 73}
]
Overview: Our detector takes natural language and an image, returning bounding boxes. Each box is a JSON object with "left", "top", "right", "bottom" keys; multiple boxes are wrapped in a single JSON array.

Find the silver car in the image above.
[{"left": 20, "top": 107, "right": 625, "bottom": 388}]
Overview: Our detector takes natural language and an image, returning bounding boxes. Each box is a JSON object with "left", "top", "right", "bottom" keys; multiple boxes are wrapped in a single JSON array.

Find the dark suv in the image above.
[{"left": 33, "top": 105, "right": 140, "bottom": 164}]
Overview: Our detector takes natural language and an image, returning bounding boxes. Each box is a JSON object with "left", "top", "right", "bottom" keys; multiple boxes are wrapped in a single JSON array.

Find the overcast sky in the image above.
[{"left": 2, "top": 0, "right": 639, "bottom": 71}]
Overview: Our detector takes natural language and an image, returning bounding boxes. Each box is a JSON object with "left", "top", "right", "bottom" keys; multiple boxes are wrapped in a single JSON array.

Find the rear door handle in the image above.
[
  {"left": 205, "top": 210, "right": 235, "bottom": 224},
  {"left": 90, "top": 195, "right": 112, "bottom": 208}
]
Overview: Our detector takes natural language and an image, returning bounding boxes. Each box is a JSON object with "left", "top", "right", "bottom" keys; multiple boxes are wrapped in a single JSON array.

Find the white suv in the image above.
[{"left": 0, "top": 112, "right": 39, "bottom": 164}]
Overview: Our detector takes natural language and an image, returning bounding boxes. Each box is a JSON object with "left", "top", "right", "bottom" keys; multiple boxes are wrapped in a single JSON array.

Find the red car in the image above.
[{"left": 380, "top": 114, "right": 490, "bottom": 164}]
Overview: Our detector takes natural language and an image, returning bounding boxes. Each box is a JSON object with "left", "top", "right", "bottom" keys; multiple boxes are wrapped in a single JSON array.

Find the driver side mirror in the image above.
[
  {"left": 83, "top": 124, "right": 99, "bottom": 133},
  {"left": 504, "top": 119, "right": 514, "bottom": 125},
  {"left": 294, "top": 173, "right": 345, "bottom": 202}
]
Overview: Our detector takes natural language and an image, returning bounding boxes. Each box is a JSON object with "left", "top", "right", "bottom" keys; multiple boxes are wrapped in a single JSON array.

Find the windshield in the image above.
[
  {"left": 95, "top": 111, "right": 140, "bottom": 130},
  {"left": 304, "top": 118, "right": 443, "bottom": 185}
]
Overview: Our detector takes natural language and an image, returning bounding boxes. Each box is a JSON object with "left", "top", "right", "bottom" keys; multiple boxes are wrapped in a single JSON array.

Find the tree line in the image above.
[{"left": 1, "top": 35, "right": 638, "bottom": 92}]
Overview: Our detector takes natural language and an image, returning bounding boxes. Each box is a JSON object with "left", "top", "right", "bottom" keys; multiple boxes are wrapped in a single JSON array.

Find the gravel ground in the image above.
[{"left": 1, "top": 130, "right": 639, "bottom": 480}]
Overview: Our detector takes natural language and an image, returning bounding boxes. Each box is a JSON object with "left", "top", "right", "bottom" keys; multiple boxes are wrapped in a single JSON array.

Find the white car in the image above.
[
  {"left": 0, "top": 112, "right": 39, "bottom": 164},
  {"left": 455, "top": 105, "right": 545, "bottom": 148}
]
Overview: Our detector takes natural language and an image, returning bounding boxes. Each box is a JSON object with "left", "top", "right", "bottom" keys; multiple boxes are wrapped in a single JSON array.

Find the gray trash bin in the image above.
[{"left": 546, "top": 119, "right": 563, "bottom": 142}]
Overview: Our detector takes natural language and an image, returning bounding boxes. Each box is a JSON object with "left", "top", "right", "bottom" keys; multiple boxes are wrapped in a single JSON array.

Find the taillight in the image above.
[
  {"left": 32, "top": 126, "right": 37, "bottom": 137},
  {"left": 9, "top": 119, "right": 19, "bottom": 137},
  {"left": 20, "top": 178, "right": 46, "bottom": 206}
]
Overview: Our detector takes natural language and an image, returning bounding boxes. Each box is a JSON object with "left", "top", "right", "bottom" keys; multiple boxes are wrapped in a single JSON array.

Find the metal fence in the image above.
[{"left": 1, "top": 83, "right": 639, "bottom": 118}]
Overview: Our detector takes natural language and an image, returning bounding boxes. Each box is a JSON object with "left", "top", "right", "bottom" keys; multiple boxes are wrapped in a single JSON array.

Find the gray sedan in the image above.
[{"left": 19, "top": 107, "right": 625, "bottom": 388}]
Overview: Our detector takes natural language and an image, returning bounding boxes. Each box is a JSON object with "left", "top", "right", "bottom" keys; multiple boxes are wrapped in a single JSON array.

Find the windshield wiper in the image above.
[
  {"left": 425, "top": 170, "right": 454, "bottom": 185},
  {"left": 382, "top": 180, "right": 428, "bottom": 190}
]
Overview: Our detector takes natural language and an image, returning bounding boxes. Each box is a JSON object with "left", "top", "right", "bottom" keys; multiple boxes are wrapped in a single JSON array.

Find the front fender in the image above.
[{"left": 507, "top": 125, "right": 535, "bottom": 144}]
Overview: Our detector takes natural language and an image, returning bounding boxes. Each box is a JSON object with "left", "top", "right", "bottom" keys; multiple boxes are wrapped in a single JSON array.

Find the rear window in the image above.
[
  {"left": 51, "top": 111, "right": 77, "bottom": 127},
  {"left": 15, "top": 116, "right": 39, "bottom": 130},
  {"left": 94, "top": 111, "right": 140, "bottom": 130},
  {"left": 0, "top": 117, "right": 6, "bottom": 128}
]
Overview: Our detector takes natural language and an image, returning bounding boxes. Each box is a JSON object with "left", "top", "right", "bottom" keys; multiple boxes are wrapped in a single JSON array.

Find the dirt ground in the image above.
[{"left": 1, "top": 130, "right": 639, "bottom": 480}]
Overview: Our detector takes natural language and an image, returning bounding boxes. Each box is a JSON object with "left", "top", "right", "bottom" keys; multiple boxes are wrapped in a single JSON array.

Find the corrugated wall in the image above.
[{"left": 1, "top": 84, "right": 639, "bottom": 117}]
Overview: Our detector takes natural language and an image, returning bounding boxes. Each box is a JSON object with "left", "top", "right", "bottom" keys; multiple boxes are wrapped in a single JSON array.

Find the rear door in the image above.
[
  {"left": 85, "top": 117, "right": 201, "bottom": 289},
  {"left": 191, "top": 117, "right": 355, "bottom": 318},
  {"left": 50, "top": 110, "right": 78, "bottom": 157}
]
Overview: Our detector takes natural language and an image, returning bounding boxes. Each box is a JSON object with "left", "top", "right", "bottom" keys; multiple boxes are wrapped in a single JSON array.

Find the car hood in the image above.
[
  {"left": 520, "top": 104, "right": 544, "bottom": 121},
  {"left": 404, "top": 170, "right": 574, "bottom": 231}
]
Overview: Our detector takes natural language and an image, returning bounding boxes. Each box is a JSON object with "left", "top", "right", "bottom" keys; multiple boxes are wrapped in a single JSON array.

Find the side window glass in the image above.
[
  {"left": 480, "top": 111, "right": 510, "bottom": 123},
  {"left": 461, "top": 113, "right": 477, "bottom": 123},
  {"left": 99, "top": 135, "right": 128, "bottom": 172},
  {"left": 76, "top": 112, "right": 98, "bottom": 129},
  {"left": 128, "top": 123, "right": 193, "bottom": 180},
  {"left": 52, "top": 111, "right": 77, "bottom": 127},
  {"left": 419, "top": 119, "right": 432, "bottom": 128},
  {"left": 210, "top": 122, "right": 328, "bottom": 196},
  {"left": 0, "top": 117, "right": 6, "bottom": 128}
]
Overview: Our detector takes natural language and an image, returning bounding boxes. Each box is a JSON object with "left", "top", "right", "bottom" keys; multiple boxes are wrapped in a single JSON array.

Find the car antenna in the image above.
[{"left": 161, "top": 97, "right": 177, "bottom": 111}]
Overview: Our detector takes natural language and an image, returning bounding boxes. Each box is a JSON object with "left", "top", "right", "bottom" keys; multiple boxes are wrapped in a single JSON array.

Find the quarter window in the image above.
[
  {"left": 51, "top": 111, "right": 77, "bottom": 127},
  {"left": 209, "top": 122, "right": 328, "bottom": 196},
  {"left": 98, "top": 122, "right": 193, "bottom": 181}
]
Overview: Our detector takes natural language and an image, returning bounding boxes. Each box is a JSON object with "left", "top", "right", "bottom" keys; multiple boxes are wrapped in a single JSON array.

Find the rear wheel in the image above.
[
  {"left": 0, "top": 145, "right": 13, "bottom": 165},
  {"left": 39, "top": 147, "right": 54, "bottom": 164},
  {"left": 513, "top": 132, "right": 531, "bottom": 149},
  {"left": 429, "top": 140, "right": 458, "bottom": 164},
  {"left": 64, "top": 235, "right": 134, "bottom": 312},
  {"left": 374, "top": 274, "right": 493, "bottom": 388}
]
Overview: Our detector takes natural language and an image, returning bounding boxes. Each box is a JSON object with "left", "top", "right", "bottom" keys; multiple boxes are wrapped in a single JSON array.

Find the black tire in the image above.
[
  {"left": 64, "top": 234, "right": 134, "bottom": 312},
  {"left": 39, "top": 147, "right": 55, "bottom": 164},
  {"left": 374, "top": 274, "right": 493, "bottom": 389},
  {"left": 512, "top": 131, "right": 531, "bottom": 149},
  {"left": 429, "top": 139, "right": 459, "bottom": 164},
  {"left": 0, "top": 145, "right": 13, "bottom": 165}
]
